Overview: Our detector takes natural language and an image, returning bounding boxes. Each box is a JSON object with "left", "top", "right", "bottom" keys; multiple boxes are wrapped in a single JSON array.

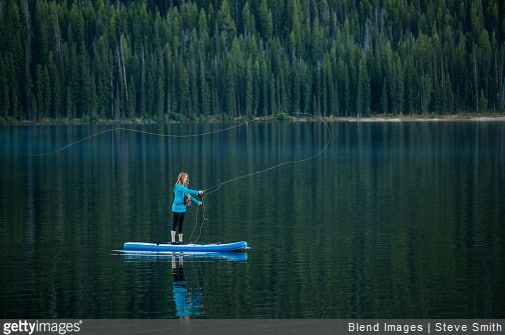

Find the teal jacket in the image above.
[{"left": 171, "top": 184, "right": 201, "bottom": 212}]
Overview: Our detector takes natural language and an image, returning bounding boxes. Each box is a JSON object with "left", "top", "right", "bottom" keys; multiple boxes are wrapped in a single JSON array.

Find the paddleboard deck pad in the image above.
[{"left": 123, "top": 240, "right": 248, "bottom": 252}]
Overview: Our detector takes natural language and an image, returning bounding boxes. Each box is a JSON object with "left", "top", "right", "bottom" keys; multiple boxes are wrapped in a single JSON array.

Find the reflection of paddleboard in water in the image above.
[
  {"left": 123, "top": 241, "right": 248, "bottom": 252},
  {"left": 172, "top": 261, "right": 202, "bottom": 318},
  {"left": 118, "top": 251, "right": 248, "bottom": 262}
]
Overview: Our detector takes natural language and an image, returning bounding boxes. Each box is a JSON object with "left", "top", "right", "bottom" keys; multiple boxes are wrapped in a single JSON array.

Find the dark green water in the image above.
[{"left": 1, "top": 121, "right": 504, "bottom": 319}]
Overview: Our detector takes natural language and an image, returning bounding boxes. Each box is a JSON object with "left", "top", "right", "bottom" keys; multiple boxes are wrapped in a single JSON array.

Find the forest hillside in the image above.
[{"left": 1, "top": 0, "right": 504, "bottom": 122}]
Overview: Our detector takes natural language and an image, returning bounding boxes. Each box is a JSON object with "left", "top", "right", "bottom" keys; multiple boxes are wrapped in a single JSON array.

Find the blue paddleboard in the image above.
[{"left": 123, "top": 241, "right": 248, "bottom": 252}]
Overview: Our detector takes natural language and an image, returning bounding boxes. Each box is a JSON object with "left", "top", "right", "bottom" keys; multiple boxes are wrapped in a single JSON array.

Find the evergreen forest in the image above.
[{"left": 1, "top": 0, "right": 505, "bottom": 122}]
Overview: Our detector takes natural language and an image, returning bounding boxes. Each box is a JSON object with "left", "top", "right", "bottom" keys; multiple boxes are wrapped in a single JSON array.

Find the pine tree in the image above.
[{"left": 4, "top": 2, "right": 24, "bottom": 119}]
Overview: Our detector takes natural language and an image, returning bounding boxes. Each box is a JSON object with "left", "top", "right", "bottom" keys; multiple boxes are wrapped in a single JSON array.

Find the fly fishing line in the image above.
[{"left": 5, "top": 113, "right": 331, "bottom": 243}]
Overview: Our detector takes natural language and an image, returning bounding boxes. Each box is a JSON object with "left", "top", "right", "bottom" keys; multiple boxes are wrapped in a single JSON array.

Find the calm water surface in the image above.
[{"left": 1, "top": 120, "right": 504, "bottom": 318}]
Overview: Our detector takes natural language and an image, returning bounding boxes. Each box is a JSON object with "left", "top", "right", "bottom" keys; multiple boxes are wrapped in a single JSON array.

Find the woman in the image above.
[{"left": 171, "top": 172, "right": 204, "bottom": 244}]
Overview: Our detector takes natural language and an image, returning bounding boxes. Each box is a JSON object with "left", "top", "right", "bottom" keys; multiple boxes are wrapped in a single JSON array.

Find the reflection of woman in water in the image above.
[{"left": 172, "top": 256, "right": 203, "bottom": 318}]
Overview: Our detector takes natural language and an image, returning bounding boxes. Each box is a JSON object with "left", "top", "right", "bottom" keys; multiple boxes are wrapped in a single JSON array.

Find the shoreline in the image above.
[
  {"left": 2, "top": 113, "right": 505, "bottom": 125},
  {"left": 332, "top": 114, "right": 505, "bottom": 122}
]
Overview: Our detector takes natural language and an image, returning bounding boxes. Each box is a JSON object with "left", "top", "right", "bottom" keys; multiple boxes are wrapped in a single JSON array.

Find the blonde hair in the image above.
[{"left": 175, "top": 172, "right": 189, "bottom": 186}]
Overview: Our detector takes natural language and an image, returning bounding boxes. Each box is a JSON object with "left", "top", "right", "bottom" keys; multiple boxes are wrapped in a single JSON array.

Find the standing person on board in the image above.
[{"left": 171, "top": 172, "right": 204, "bottom": 244}]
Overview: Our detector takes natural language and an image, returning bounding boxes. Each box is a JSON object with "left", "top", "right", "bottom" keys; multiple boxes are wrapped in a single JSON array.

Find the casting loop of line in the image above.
[{"left": 8, "top": 113, "right": 331, "bottom": 242}]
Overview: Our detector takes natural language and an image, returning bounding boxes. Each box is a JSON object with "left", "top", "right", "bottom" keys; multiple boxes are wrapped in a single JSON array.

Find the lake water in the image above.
[{"left": 1, "top": 120, "right": 504, "bottom": 319}]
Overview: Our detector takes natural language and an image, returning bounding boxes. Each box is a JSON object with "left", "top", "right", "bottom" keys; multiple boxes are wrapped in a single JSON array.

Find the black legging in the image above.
[{"left": 172, "top": 212, "right": 186, "bottom": 234}]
